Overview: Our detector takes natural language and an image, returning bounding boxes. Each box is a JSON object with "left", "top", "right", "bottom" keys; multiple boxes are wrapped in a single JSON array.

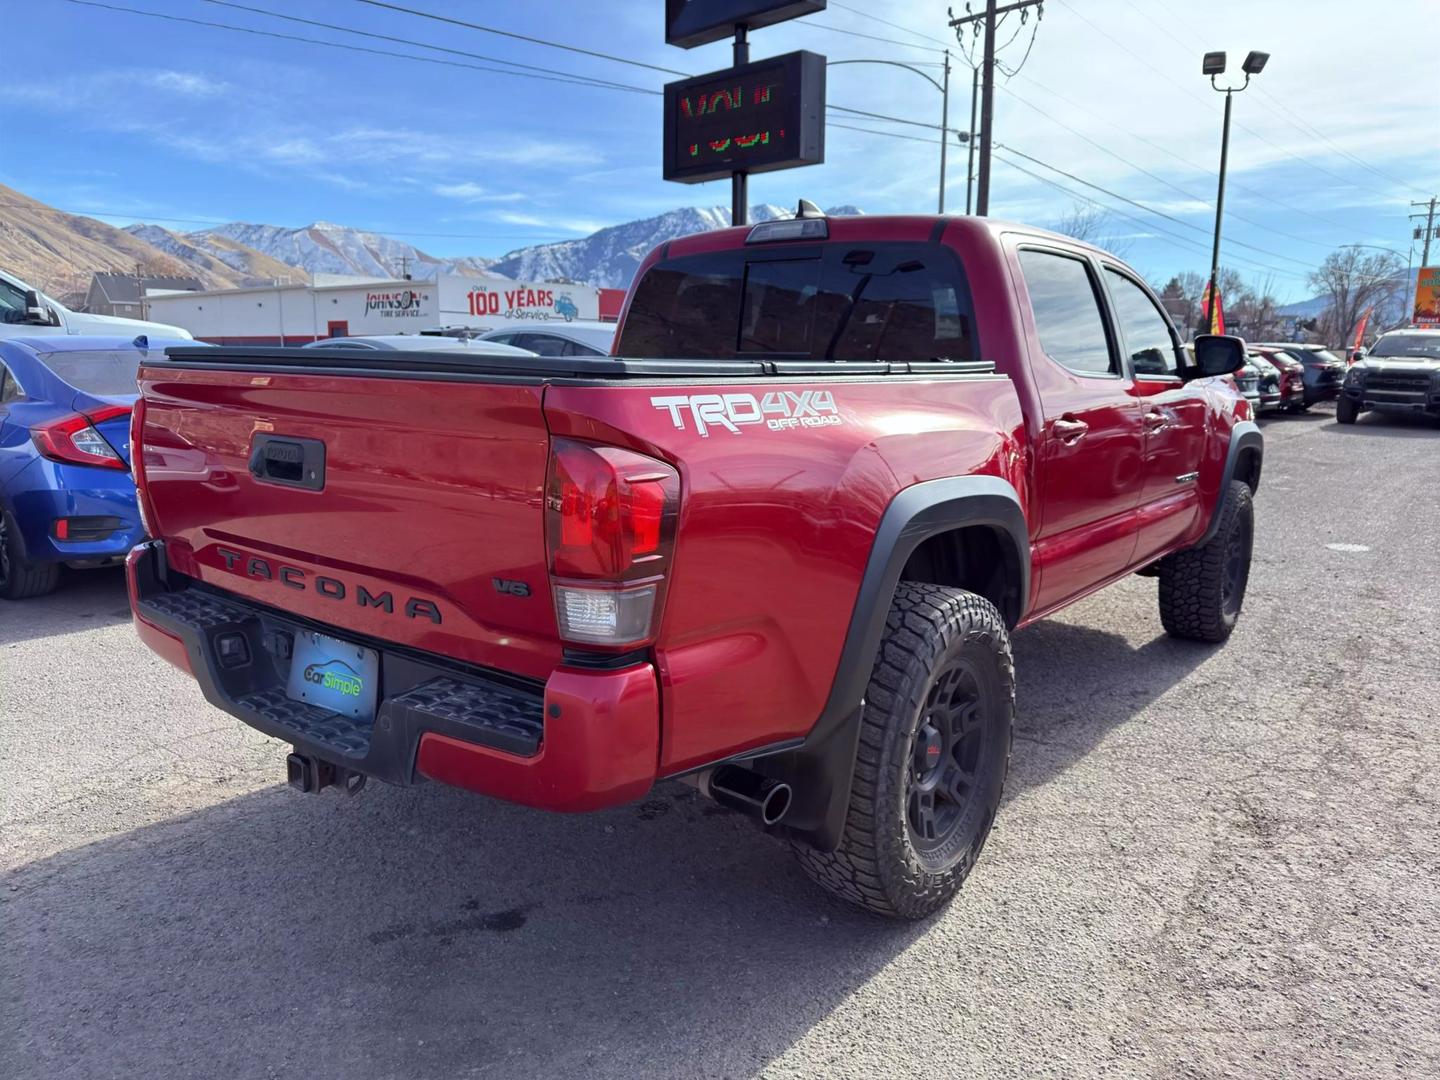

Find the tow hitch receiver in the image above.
[{"left": 286, "top": 752, "right": 366, "bottom": 796}]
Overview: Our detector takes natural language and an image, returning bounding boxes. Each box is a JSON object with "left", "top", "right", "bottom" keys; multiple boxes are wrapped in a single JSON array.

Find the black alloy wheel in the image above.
[{"left": 906, "top": 659, "right": 991, "bottom": 862}]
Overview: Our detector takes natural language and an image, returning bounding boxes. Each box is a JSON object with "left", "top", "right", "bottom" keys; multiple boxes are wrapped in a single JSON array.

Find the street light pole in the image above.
[
  {"left": 1202, "top": 49, "right": 1268, "bottom": 334},
  {"left": 965, "top": 65, "right": 979, "bottom": 214},
  {"left": 1207, "top": 87, "right": 1233, "bottom": 320},
  {"left": 827, "top": 58, "right": 954, "bottom": 213},
  {"left": 938, "top": 51, "right": 951, "bottom": 213}
]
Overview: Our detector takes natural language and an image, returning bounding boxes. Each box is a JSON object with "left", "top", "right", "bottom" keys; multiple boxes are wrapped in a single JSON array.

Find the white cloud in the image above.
[
  {"left": 497, "top": 211, "right": 605, "bottom": 234},
  {"left": 433, "top": 182, "right": 528, "bottom": 203}
]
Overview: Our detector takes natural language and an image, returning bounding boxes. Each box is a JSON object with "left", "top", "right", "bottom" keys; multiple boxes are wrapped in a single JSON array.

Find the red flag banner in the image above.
[
  {"left": 1201, "top": 283, "right": 1226, "bottom": 335},
  {"left": 1350, "top": 306, "right": 1373, "bottom": 357}
]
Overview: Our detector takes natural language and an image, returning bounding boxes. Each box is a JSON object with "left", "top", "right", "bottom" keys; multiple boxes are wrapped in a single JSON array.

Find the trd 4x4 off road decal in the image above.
[{"left": 650, "top": 390, "right": 842, "bottom": 437}]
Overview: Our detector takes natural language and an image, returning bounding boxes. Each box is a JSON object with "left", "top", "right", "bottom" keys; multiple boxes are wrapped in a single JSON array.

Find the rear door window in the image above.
[
  {"left": 1018, "top": 249, "right": 1115, "bottom": 376},
  {"left": 617, "top": 243, "right": 978, "bottom": 362}
]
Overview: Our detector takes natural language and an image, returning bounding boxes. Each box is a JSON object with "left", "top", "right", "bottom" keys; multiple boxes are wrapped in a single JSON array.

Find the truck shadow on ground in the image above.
[
  {"left": 4, "top": 614, "right": 1208, "bottom": 1080},
  {"left": 0, "top": 567, "right": 131, "bottom": 647}
]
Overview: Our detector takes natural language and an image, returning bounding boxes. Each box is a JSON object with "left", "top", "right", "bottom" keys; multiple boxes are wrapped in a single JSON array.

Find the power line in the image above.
[
  {"left": 1114, "top": 0, "right": 1429, "bottom": 198},
  {"left": 827, "top": 2, "right": 953, "bottom": 48},
  {"left": 801, "top": 20, "right": 946, "bottom": 53},
  {"left": 65, "top": 0, "right": 658, "bottom": 95},
  {"left": 996, "top": 145, "right": 1321, "bottom": 275},
  {"left": 995, "top": 82, "right": 1386, "bottom": 255},
  {"left": 1047, "top": 0, "right": 1395, "bottom": 201},
  {"left": 198, "top": 0, "right": 660, "bottom": 94},
  {"left": 350, "top": 0, "right": 688, "bottom": 75},
  {"left": 998, "top": 68, "right": 1362, "bottom": 236}
]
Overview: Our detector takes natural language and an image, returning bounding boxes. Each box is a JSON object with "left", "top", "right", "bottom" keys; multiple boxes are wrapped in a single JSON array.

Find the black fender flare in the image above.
[
  {"left": 1197, "top": 420, "right": 1263, "bottom": 548},
  {"left": 762, "top": 475, "right": 1030, "bottom": 851}
]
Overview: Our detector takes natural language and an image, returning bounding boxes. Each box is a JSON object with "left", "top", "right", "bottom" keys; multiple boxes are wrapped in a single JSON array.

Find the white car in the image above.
[
  {"left": 300, "top": 334, "right": 535, "bottom": 355},
  {"left": 0, "top": 268, "right": 192, "bottom": 340},
  {"left": 479, "top": 321, "right": 616, "bottom": 357}
]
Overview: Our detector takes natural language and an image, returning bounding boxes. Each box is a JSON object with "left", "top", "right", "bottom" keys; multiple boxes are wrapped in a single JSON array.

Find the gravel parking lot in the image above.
[{"left": 3, "top": 404, "right": 1437, "bottom": 1080}]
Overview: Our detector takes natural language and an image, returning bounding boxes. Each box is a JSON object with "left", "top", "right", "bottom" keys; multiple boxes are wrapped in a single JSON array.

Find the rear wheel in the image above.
[
  {"left": 0, "top": 512, "right": 61, "bottom": 600},
  {"left": 791, "top": 582, "right": 1013, "bottom": 920},
  {"left": 1157, "top": 481, "right": 1254, "bottom": 642},
  {"left": 1336, "top": 395, "right": 1359, "bottom": 424}
]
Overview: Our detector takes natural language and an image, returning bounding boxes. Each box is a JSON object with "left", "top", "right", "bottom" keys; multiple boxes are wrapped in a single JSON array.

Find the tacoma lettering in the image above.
[{"left": 214, "top": 548, "right": 441, "bottom": 624}]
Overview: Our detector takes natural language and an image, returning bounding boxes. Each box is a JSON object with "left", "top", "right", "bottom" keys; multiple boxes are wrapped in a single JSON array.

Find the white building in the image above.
[{"left": 144, "top": 274, "right": 601, "bottom": 345}]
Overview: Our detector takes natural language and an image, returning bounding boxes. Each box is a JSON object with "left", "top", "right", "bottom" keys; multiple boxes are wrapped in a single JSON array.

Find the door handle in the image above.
[
  {"left": 1051, "top": 417, "right": 1089, "bottom": 442},
  {"left": 1144, "top": 410, "right": 1168, "bottom": 430}
]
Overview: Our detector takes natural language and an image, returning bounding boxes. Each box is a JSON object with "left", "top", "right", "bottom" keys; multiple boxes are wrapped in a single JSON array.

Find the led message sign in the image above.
[
  {"left": 665, "top": 0, "right": 827, "bottom": 49},
  {"left": 662, "top": 51, "right": 825, "bottom": 184}
]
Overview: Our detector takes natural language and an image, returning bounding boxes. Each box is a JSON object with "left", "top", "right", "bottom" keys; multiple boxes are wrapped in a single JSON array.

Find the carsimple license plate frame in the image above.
[{"left": 285, "top": 630, "right": 380, "bottom": 720}]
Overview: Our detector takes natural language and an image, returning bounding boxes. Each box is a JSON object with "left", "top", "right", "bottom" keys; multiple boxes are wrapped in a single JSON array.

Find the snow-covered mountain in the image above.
[
  {"left": 123, "top": 204, "right": 864, "bottom": 291},
  {"left": 488, "top": 204, "right": 864, "bottom": 288},
  {"left": 141, "top": 221, "right": 502, "bottom": 282},
  {"left": 125, "top": 223, "right": 311, "bottom": 287}
]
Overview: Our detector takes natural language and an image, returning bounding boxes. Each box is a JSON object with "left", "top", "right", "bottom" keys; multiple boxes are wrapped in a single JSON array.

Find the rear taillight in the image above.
[
  {"left": 31, "top": 405, "right": 130, "bottom": 470},
  {"left": 546, "top": 438, "right": 679, "bottom": 649}
]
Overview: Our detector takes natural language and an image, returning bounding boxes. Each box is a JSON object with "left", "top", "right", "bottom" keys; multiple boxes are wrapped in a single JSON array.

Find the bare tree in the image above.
[
  {"left": 1048, "top": 203, "right": 1133, "bottom": 258},
  {"left": 1308, "top": 246, "right": 1405, "bottom": 345}
]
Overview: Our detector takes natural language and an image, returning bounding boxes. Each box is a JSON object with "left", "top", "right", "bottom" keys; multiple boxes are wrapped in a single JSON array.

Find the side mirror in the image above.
[
  {"left": 23, "top": 289, "right": 60, "bottom": 327},
  {"left": 1187, "top": 333, "right": 1247, "bottom": 380},
  {"left": 1351, "top": 347, "right": 1367, "bottom": 363}
]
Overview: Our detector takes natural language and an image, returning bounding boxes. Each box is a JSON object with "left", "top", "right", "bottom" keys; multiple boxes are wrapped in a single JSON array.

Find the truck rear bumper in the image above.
[{"left": 126, "top": 541, "right": 659, "bottom": 812}]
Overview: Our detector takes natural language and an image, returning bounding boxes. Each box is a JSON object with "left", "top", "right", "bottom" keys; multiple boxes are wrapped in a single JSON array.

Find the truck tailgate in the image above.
[{"left": 136, "top": 357, "right": 558, "bottom": 681}]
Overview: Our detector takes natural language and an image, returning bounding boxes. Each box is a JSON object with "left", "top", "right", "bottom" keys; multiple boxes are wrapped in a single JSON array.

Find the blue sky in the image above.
[{"left": 4, "top": 0, "right": 1437, "bottom": 301}]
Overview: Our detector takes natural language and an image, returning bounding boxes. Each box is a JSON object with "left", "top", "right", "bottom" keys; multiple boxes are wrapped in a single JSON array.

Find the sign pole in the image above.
[{"left": 732, "top": 24, "right": 750, "bottom": 227}]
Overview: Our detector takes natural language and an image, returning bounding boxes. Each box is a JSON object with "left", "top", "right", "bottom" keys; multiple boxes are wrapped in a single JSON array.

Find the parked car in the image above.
[
  {"left": 127, "top": 211, "right": 1260, "bottom": 919},
  {"left": 1252, "top": 342, "right": 1347, "bottom": 406},
  {"left": 1252, "top": 346, "right": 1308, "bottom": 412},
  {"left": 0, "top": 335, "right": 195, "bottom": 599},
  {"left": 1246, "top": 353, "right": 1284, "bottom": 413},
  {"left": 1338, "top": 327, "right": 1440, "bottom": 424},
  {"left": 300, "top": 335, "right": 535, "bottom": 355},
  {"left": 1, "top": 268, "right": 192, "bottom": 341},
  {"left": 1233, "top": 356, "right": 1262, "bottom": 411},
  {"left": 479, "top": 321, "right": 616, "bottom": 357}
]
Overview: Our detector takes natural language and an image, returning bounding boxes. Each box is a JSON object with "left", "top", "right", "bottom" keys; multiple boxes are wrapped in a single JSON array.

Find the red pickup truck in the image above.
[{"left": 127, "top": 211, "right": 1261, "bottom": 919}]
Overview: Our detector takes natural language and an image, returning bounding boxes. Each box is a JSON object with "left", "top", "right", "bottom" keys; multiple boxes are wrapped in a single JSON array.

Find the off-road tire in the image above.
[
  {"left": 0, "top": 512, "right": 61, "bottom": 600},
  {"left": 1157, "top": 480, "right": 1254, "bottom": 642},
  {"left": 791, "top": 583, "right": 1014, "bottom": 920},
  {"left": 1336, "top": 395, "right": 1359, "bottom": 424}
]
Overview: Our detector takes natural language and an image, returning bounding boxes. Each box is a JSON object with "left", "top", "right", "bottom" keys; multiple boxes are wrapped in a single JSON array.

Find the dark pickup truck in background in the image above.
[{"left": 127, "top": 211, "right": 1261, "bottom": 918}]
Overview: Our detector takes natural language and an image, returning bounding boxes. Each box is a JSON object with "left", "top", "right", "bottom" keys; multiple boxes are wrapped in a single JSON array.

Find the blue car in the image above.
[{"left": 0, "top": 335, "right": 195, "bottom": 599}]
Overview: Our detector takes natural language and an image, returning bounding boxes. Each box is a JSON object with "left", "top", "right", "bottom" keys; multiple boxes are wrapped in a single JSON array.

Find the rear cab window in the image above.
[
  {"left": 1016, "top": 249, "right": 1116, "bottom": 376},
  {"left": 617, "top": 242, "right": 978, "bottom": 363}
]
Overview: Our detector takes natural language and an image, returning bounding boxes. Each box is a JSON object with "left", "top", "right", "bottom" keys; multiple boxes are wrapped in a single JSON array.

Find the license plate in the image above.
[{"left": 286, "top": 630, "right": 380, "bottom": 720}]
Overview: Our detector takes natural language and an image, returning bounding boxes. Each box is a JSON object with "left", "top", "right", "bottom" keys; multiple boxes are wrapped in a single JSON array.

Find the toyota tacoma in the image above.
[{"left": 127, "top": 210, "right": 1261, "bottom": 918}]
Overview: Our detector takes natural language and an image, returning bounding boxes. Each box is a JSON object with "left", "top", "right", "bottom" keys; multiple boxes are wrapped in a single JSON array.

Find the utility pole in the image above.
[
  {"left": 949, "top": 0, "right": 1044, "bottom": 217},
  {"left": 965, "top": 65, "right": 979, "bottom": 214},
  {"left": 938, "top": 51, "right": 951, "bottom": 214},
  {"left": 397, "top": 255, "right": 411, "bottom": 280},
  {"left": 1413, "top": 197, "right": 1438, "bottom": 267},
  {"left": 731, "top": 24, "right": 750, "bottom": 227}
]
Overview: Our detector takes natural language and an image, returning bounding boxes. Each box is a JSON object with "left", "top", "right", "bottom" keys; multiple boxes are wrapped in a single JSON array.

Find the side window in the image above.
[
  {"left": 0, "top": 278, "right": 29, "bottom": 324},
  {"left": 1018, "top": 250, "right": 1115, "bottom": 376},
  {"left": 561, "top": 339, "right": 604, "bottom": 356},
  {"left": 517, "top": 334, "right": 568, "bottom": 357},
  {"left": 1104, "top": 269, "right": 1180, "bottom": 377},
  {"left": 0, "top": 364, "right": 20, "bottom": 403}
]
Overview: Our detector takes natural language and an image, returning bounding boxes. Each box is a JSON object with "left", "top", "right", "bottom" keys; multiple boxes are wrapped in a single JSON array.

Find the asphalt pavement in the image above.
[{"left": 3, "top": 403, "right": 1437, "bottom": 1079}]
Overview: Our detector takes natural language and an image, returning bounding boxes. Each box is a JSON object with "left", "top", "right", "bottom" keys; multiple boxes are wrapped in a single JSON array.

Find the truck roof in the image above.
[{"left": 664, "top": 213, "right": 1105, "bottom": 261}]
